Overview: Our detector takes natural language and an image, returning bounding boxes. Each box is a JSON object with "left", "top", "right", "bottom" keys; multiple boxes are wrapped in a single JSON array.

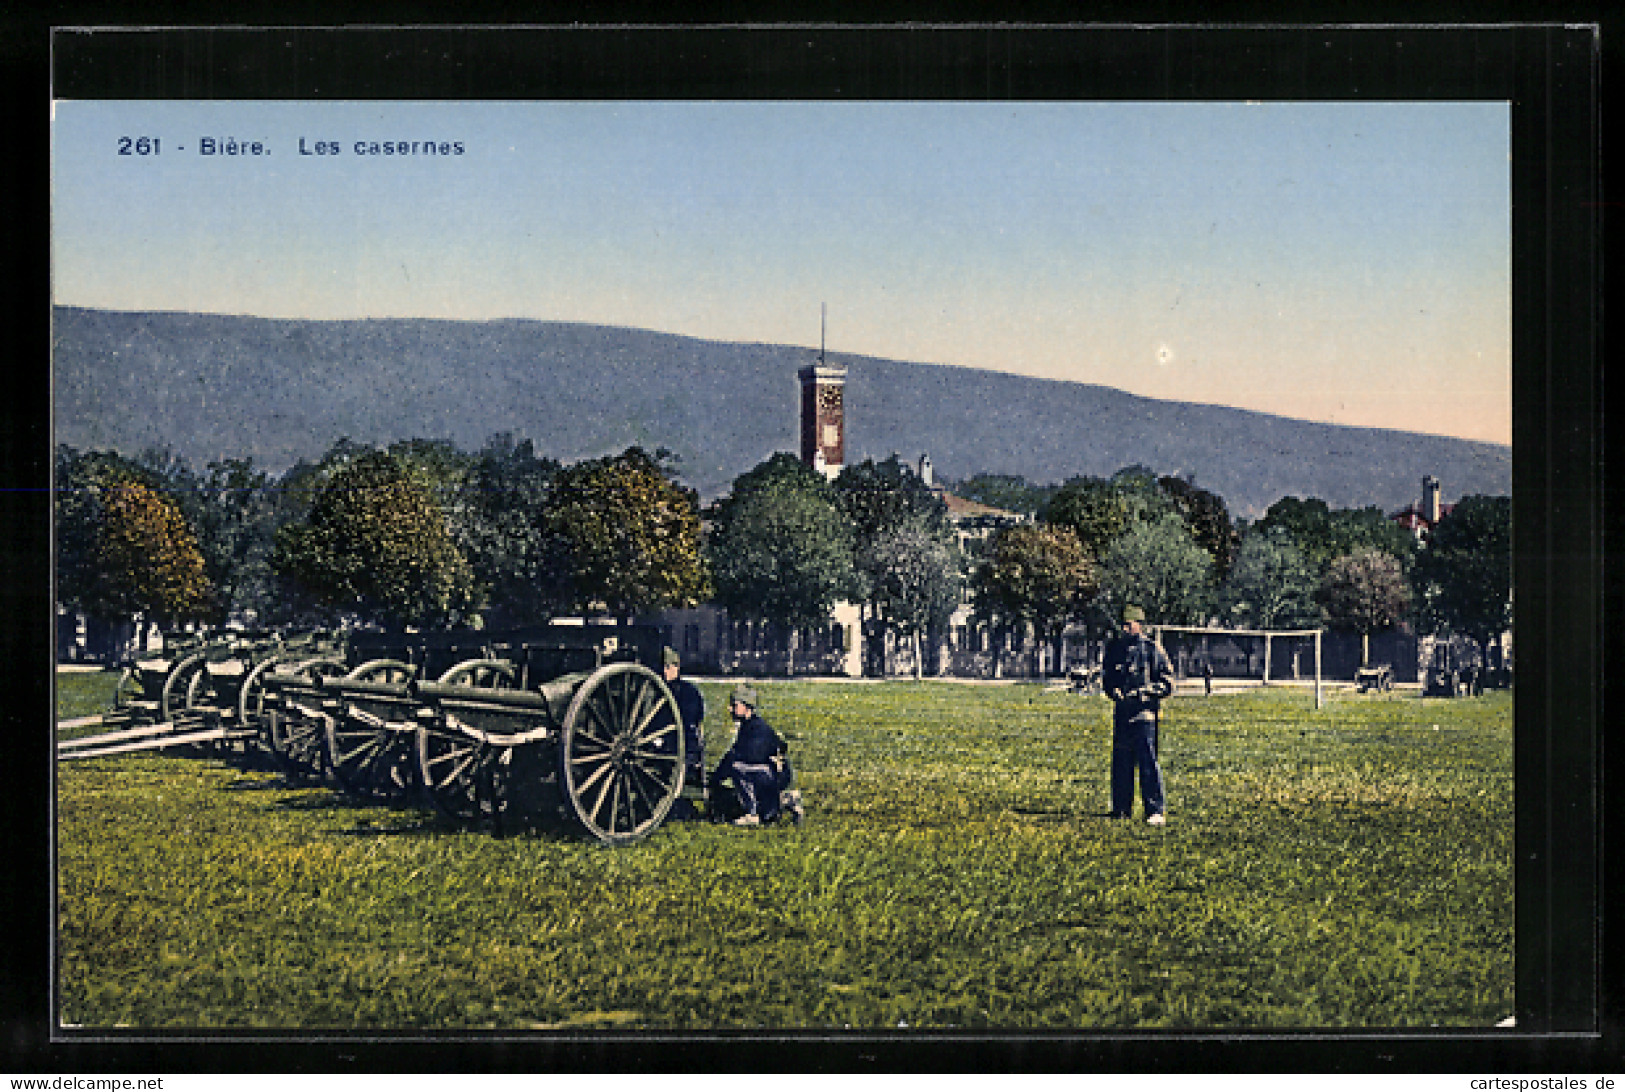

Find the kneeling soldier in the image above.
[{"left": 712, "top": 684, "right": 801, "bottom": 826}]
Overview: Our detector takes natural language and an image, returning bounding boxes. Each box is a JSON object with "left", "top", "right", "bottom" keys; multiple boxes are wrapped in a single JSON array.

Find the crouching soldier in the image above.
[{"left": 711, "top": 684, "right": 803, "bottom": 827}]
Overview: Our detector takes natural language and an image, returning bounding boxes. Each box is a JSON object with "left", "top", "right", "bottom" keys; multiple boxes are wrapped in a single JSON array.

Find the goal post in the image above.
[{"left": 1151, "top": 625, "right": 1325, "bottom": 709}]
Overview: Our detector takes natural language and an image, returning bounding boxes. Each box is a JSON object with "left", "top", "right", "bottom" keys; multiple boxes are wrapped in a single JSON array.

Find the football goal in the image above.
[{"left": 1153, "top": 625, "right": 1325, "bottom": 709}]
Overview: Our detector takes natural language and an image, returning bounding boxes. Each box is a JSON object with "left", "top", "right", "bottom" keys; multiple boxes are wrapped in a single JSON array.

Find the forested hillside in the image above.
[{"left": 53, "top": 306, "right": 1510, "bottom": 516}]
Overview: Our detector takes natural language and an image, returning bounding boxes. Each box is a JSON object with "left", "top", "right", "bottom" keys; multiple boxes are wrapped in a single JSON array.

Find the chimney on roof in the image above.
[{"left": 1422, "top": 476, "right": 1442, "bottom": 523}]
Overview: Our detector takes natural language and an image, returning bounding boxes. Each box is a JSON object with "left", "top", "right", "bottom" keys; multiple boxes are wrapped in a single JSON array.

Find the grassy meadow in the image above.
[{"left": 55, "top": 669, "right": 1513, "bottom": 1030}]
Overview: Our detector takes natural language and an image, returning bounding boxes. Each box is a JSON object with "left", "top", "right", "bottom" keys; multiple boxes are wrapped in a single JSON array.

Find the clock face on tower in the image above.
[{"left": 818, "top": 387, "right": 842, "bottom": 413}]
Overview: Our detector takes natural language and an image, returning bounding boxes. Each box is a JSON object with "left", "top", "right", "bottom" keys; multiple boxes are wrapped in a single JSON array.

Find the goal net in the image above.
[{"left": 1152, "top": 625, "right": 1325, "bottom": 707}]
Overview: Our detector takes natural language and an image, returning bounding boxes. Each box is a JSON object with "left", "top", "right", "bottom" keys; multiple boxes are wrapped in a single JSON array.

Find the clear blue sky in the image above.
[{"left": 52, "top": 100, "right": 1510, "bottom": 444}]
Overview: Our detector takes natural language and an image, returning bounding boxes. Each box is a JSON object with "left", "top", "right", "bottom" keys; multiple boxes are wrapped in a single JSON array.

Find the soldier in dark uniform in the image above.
[
  {"left": 1103, "top": 604, "right": 1175, "bottom": 825},
  {"left": 712, "top": 684, "right": 802, "bottom": 827},
  {"left": 662, "top": 647, "right": 707, "bottom": 804}
]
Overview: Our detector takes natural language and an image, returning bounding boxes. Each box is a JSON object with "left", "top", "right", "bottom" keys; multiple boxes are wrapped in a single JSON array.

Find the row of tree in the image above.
[
  {"left": 55, "top": 437, "right": 708, "bottom": 642},
  {"left": 963, "top": 467, "right": 1511, "bottom": 667},
  {"left": 54, "top": 437, "right": 1511, "bottom": 672}
]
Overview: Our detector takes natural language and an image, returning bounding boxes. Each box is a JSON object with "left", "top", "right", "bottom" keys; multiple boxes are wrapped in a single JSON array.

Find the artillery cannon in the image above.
[
  {"left": 1424, "top": 636, "right": 1482, "bottom": 698},
  {"left": 259, "top": 624, "right": 688, "bottom": 845},
  {"left": 1355, "top": 664, "right": 1394, "bottom": 692},
  {"left": 61, "top": 630, "right": 345, "bottom": 762},
  {"left": 100, "top": 632, "right": 211, "bottom": 731},
  {"left": 62, "top": 623, "right": 692, "bottom": 845}
]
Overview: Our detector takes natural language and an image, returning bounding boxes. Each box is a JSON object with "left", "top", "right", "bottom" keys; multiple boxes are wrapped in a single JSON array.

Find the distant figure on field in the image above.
[
  {"left": 662, "top": 647, "right": 707, "bottom": 802},
  {"left": 1203, "top": 659, "right": 1213, "bottom": 697},
  {"left": 712, "top": 684, "right": 802, "bottom": 827},
  {"left": 1103, "top": 605, "right": 1174, "bottom": 826}
]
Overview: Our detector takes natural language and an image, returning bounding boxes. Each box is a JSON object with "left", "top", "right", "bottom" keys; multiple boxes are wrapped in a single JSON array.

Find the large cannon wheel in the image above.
[
  {"left": 160, "top": 652, "right": 208, "bottom": 722},
  {"left": 238, "top": 657, "right": 279, "bottom": 732},
  {"left": 415, "top": 660, "right": 517, "bottom": 823},
  {"left": 436, "top": 659, "right": 517, "bottom": 689},
  {"left": 325, "top": 659, "right": 418, "bottom": 799},
  {"left": 265, "top": 657, "right": 346, "bottom": 781},
  {"left": 111, "top": 666, "right": 145, "bottom": 710},
  {"left": 558, "top": 662, "right": 684, "bottom": 845},
  {"left": 183, "top": 662, "right": 240, "bottom": 757},
  {"left": 185, "top": 666, "right": 212, "bottom": 710}
]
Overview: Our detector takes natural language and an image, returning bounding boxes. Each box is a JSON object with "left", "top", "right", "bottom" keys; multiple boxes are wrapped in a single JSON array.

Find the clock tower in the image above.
[{"left": 799, "top": 307, "right": 846, "bottom": 479}]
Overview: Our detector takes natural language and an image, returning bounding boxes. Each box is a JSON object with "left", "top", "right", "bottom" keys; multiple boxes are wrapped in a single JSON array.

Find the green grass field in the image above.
[{"left": 55, "top": 670, "right": 1512, "bottom": 1029}]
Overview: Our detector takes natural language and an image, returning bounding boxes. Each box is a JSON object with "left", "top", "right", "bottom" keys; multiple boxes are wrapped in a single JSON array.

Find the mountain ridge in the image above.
[{"left": 52, "top": 306, "right": 1510, "bottom": 518}]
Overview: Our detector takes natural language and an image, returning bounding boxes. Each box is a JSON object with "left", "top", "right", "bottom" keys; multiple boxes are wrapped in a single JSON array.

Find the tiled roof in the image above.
[
  {"left": 1389, "top": 502, "right": 1456, "bottom": 525},
  {"left": 939, "top": 490, "right": 1023, "bottom": 521}
]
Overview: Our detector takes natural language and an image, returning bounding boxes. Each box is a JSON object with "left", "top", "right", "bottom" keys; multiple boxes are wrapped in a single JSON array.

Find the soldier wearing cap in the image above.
[
  {"left": 711, "top": 683, "right": 800, "bottom": 827},
  {"left": 661, "top": 647, "right": 707, "bottom": 802},
  {"left": 1102, "top": 604, "right": 1174, "bottom": 825}
]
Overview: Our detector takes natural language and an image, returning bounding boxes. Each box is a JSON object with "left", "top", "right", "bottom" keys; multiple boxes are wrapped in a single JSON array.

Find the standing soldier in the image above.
[
  {"left": 662, "top": 647, "right": 707, "bottom": 818},
  {"left": 1103, "top": 604, "right": 1174, "bottom": 825}
]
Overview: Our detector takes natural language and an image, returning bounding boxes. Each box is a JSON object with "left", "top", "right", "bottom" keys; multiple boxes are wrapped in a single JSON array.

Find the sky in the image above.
[{"left": 51, "top": 100, "right": 1510, "bottom": 445}]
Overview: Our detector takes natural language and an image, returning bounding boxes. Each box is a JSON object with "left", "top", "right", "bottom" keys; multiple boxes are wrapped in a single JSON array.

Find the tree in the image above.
[
  {"left": 455, "top": 434, "right": 567, "bottom": 628},
  {"left": 97, "top": 480, "right": 213, "bottom": 623},
  {"left": 1218, "top": 526, "right": 1321, "bottom": 630},
  {"left": 1158, "top": 474, "right": 1241, "bottom": 579},
  {"left": 56, "top": 446, "right": 213, "bottom": 642},
  {"left": 1042, "top": 475, "right": 1131, "bottom": 560},
  {"left": 972, "top": 523, "right": 1098, "bottom": 676},
  {"left": 56, "top": 446, "right": 136, "bottom": 616},
  {"left": 273, "top": 449, "right": 478, "bottom": 628},
  {"left": 1411, "top": 494, "right": 1512, "bottom": 650},
  {"left": 864, "top": 514, "right": 963, "bottom": 678},
  {"left": 708, "top": 453, "right": 858, "bottom": 672},
  {"left": 544, "top": 446, "right": 710, "bottom": 618},
  {"left": 834, "top": 455, "right": 951, "bottom": 552},
  {"left": 833, "top": 455, "right": 957, "bottom": 671},
  {"left": 190, "top": 458, "right": 284, "bottom": 625},
  {"left": 1109, "top": 465, "right": 1180, "bottom": 523},
  {"left": 1320, "top": 548, "right": 1412, "bottom": 666},
  {"left": 387, "top": 438, "right": 475, "bottom": 509},
  {"left": 1254, "top": 496, "right": 1415, "bottom": 575},
  {"left": 1098, "top": 513, "right": 1214, "bottom": 627}
]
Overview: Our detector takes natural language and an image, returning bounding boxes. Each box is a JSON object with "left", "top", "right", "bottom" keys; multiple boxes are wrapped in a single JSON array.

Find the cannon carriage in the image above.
[
  {"left": 61, "top": 630, "right": 341, "bottom": 761},
  {"left": 63, "top": 623, "right": 695, "bottom": 845},
  {"left": 1423, "top": 636, "right": 1483, "bottom": 697},
  {"left": 1355, "top": 664, "right": 1395, "bottom": 692},
  {"left": 258, "top": 624, "right": 688, "bottom": 844},
  {"left": 100, "top": 632, "right": 210, "bottom": 732}
]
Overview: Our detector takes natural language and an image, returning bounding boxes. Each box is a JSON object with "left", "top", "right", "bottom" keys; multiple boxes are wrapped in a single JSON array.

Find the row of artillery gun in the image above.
[{"left": 58, "top": 624, "right": 700, "bottom": 845}]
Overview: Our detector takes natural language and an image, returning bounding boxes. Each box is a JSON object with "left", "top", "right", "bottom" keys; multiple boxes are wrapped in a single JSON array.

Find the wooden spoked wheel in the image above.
[
  {"left": 415, "top": 659, "right": 517, "bottom": 823},
  {"left": 558, "top": 662, "right": 684, "bottom": 845},
  {"left": 268, "top": 706, "right": 331, "bottom": 781},
  {"left": 265, "top": 658, "right": 346, "bottom": 781},
  {"left": 160, "top": 652, "right": 207, "bottom": 722},
  {"left": 111, "top": 667, "right": 145, "bottom": 710},
  {"left": 184, "top": 666, "right": 212, "bottom": 711},
  {"left": 324, "top": 659, "right": 418, "bottom": 799},
  {"left": 238, "top": 658, "right": 278, "bottom": 733},
  {"left": 435, "top": 659, "right": 516, "bottom": 689},
  {"left": 183, "top": 663, "right": 237, "bottom": 756}
]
